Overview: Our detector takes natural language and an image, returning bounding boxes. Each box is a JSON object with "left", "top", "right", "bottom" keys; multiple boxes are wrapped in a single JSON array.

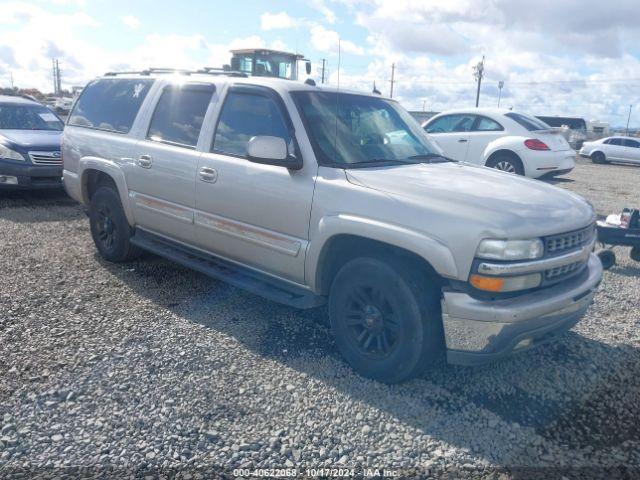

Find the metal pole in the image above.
[
  {"left": 497, "top": 80, "right": 504, "bottom": 108},
  {"left": 626, "top": 104, "right": 632, "bottom": 136},
  {"left": 321, "top": 59, "right": 326, "bottom": 84},
  {"left": 390, "top": 63, "right": 395, "bottom": 98},
  {"left": 474, "top": 56, "right": 484, "bottom": 108}
]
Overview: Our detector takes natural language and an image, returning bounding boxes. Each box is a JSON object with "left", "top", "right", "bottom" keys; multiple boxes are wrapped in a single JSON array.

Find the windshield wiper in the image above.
[
  {"left": 407, "top": 153, "right": 457, "bottom": 163},
  {"left": 344, "top": 159, "right": 418, "bottom": 169}
]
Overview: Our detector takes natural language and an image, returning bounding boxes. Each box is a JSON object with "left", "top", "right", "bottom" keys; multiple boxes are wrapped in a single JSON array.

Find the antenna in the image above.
[{"left": 333, "top": 39, "right": 341, "bottom": 162}]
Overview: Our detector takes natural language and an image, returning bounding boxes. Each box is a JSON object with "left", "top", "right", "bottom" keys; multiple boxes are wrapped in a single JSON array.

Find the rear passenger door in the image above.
[
  {"left": 126, "top": 83, "right": 214, "bottom": 243},
  {"left": 193, "top": 85, "right": 316, "bottom": 284},
  {"left": 604, "top": 138, "right": 625, "bottom": 160},
  {"left": 622, "top": 139, "right": 640, "bottom": 163}
]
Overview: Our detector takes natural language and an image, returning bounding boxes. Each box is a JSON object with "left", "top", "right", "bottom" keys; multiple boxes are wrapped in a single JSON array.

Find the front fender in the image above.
[
  {"left": 306, "top": 213, "right": 459, "bottom": 292},
  {"left": 78, "top": 157, "right": 135, "bottom": 226}
]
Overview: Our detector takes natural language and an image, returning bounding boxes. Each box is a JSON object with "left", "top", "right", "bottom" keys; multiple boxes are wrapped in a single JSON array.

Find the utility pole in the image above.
[
  {"left": 473, "top": 55, "right": 485, "bottom": 108},
  {"left": 9, "top": 72, "right": 14, "bottom": 90},
  {"left": 497, "top": 80, "right": 504, "bottom": 108},
  {"left": 52, "top": 59, "right": 62, "bottom": 96},
  {"left": 389, "top": 63, "right": 396, "bottom": 98},
  {"left": 423, "top": 99, "right": 427, "bottom": 112},
  {"left": 626, "top": 104, "right": 633, "bottom": 136},
  {"left": 321, "top": 59, "right": 326, "bottom": 84}
]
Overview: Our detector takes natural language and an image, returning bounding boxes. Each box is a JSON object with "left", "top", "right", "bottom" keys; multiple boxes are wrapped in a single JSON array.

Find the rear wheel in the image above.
[
  {"left": 89, "top": 186, "right": 142, "bottom": 262},
  {"left": 328, "top": 257, "right": 443, "bottom": 383},
  {"left": 630, "top": 247, "right": 640, "bottom": 263},
  {"left": 486, "top": 154, "right": 525, "bottom": 175},
  {"left": 591, "top": 151, "right": 607, "bottom": 164},
  {"left": 597, "top": 250, "right": 616, "bottom": 270}
]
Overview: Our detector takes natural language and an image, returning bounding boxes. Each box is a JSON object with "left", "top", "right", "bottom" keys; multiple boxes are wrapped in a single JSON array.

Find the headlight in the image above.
[
  {"left": 476, "top": 238, "right": 544, "bottom": 261},
  {"left": 0, "top": 144, "right": 25, "bottom": 161}
]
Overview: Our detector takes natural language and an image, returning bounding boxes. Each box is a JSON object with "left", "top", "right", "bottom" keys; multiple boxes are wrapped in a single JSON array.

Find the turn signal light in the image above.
[
  {"left": 524, "top": 139, "right": 550, "bottom": 151},
  {"left": 469, "top": 274, "right": 505, "bottom": 292}
]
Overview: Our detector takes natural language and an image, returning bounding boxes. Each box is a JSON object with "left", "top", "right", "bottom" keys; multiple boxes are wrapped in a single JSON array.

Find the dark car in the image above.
[{"left": 0, "top": 95, "right": 64, "bottom": 189}]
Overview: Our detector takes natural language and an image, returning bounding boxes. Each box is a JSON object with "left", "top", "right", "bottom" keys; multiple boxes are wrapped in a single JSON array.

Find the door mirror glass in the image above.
[{"left": 305, "top": 61, "right": 312, "bottom": 75}]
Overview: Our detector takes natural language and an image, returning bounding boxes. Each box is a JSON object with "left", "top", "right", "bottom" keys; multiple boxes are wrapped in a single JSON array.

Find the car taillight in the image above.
[{"left": 524, "top": 139, "right": 550, "bottom": 151}]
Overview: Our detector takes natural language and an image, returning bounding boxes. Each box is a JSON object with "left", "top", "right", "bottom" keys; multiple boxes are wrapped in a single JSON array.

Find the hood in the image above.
[
  {"left": 345, "top": 162, "right": 595, "bottom": 237},
  {"left": 0, "top": 129, "right": 62, "bottom": 151}
]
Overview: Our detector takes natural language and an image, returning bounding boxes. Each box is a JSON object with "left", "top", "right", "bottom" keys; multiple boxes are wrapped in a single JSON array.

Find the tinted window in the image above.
[
  {"left": 147, "top": 85, "right": 213, "bottom": 148},
  {"left": 609, "top": 138, "right": 624, "bottom": 146},
  {"left": 474, "top": 116, "right": 503, "bottom": 132},
  {"left": 505, "top": 112, "right": 550, "bottom": 131},
  {"left": 292, "top": 91, "right": 436, "bottom": 167},
  {"left": 536, "top": 116, "right": 587, "bottom": 130},
  {"left": 213, "top": 91, "right": 291, "bottom": 157},
  {"left": 69, "top": 78, "right": 153, "bottom": 133},
  {"left": 0, "top": 103, "right": 63, "bottom": 131},
  {"left": 623, "top": 139, "right": 640, "bottom": 148},
  {"left": 425, "top": 114, "right": 474, "bottom": 133}
]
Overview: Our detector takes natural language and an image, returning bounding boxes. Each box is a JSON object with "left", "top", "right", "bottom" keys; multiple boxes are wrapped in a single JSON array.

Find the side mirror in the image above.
[
  {"left": 247, "top": 136, "right": 302, "bottom": 170},
  {"left": 305, "top": 61, "right": 311, "bottom": 75}
]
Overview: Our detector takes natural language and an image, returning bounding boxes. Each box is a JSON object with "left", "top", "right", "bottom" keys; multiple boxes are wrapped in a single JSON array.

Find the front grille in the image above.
[
  {"left": 545, "top": 260, "right": 584, "bottom": 281},
  {"left": 545, "top": 224, "right": 595, "bottom": 256},
  {"left": 29, "top": 151, "right": 62, "bottom": 166}
]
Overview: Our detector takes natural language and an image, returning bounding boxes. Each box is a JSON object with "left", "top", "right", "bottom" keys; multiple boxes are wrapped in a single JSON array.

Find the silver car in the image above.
[
  {"left": 580, "top": 136, "right": 640, "bottom": 165},
  {"left": 62, "top": 70, "right": 602, "bottom": 383}
]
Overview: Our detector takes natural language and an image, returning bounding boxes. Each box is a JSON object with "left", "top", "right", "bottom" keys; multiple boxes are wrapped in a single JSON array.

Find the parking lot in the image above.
[{"left": 0, "top": 157, "right": 638, "bottom": 478}]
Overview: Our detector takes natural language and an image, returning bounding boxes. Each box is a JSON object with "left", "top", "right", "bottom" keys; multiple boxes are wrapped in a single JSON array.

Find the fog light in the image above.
[
  {"left": 469, "top": 272, "right": 542, "bottom": 292},
  {"left": 0, "top": 175, "right": 18, "bottom": 185}
]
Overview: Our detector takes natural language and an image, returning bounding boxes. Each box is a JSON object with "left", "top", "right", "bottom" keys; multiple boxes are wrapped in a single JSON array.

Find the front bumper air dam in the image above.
[{"left": 442, "top": 253, "right": 603, "bottom": 366}]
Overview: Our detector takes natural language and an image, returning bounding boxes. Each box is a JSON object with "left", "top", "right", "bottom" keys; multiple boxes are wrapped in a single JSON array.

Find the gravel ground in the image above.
[{"left": 0, "top": 158, "right": 639, "bottom": 479}]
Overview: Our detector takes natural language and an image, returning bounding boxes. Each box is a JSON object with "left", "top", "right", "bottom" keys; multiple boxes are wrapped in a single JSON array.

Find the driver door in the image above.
[{"left": 194, "top": 85, "right": 316, "bottom": 284}]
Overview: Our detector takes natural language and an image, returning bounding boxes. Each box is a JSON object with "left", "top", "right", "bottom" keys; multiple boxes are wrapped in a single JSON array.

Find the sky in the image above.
[{"left": 1, "top": 0, "right": 640, "bottom": 126}]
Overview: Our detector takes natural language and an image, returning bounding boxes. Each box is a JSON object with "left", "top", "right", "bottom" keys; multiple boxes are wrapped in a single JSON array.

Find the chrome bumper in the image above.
[{"left": 442, "top": 253, "right": 603, "bottom": 365}]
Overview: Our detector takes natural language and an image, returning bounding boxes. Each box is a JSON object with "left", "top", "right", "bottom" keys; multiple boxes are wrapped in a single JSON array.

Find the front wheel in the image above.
[
  {"left": 328, "top": 257, "right": 443, "bottom": 383},
  {"left": 89, "top": 186, "right": 142, "bottom": 262},
  {"left": 591, "top": 152, "right": 607, "bottom": 164},
  {"left": 486, "top": 154, "right": 525, "bottom": 175}
]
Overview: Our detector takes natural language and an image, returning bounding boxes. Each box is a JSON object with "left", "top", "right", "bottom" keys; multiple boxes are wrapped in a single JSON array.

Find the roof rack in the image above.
[{"left": 104, "top": 67, "right": 247, "bottom": 78}]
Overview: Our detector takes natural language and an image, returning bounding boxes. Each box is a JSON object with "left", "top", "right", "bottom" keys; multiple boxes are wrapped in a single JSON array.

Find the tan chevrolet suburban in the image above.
[{"left": 62, "top": 69, "right": 602, "bottom": 383}]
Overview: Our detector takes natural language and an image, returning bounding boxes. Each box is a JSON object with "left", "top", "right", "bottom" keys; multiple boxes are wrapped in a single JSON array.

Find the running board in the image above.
[{"left": 131, "top": 229, "right": 325, "bottom": 309}]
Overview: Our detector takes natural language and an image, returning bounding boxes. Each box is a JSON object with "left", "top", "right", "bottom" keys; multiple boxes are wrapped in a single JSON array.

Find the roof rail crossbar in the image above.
[
  {"left": 104, "top": 67, "right": 248, "bottom": 78},
  {"left": 196, "top": 67, "right": 248, "bottom": 77}
]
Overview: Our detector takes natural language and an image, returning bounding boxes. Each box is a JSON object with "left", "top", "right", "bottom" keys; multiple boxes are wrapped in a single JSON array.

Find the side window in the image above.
[
  {"left": 212, "top": 91, "right": 291, "bottom": 157},
  {"left": 603, "top": 138, "right": 611, "bottom": 144},
  {"left": 69, "top": 78, "right": 154, "bottom": 133},
  {"left": 147, "top": 85, "right": 214, "bottom": 148},
  {"left": 623, "top": 139, "right": 640, "bottom": 148},
  {"left": 473, "top": 116, "right": 503, "bottom": 132},
  {"left": 609, "top": 138, "right": 623, "bottom": 146},
  {"left": 425, "top": 114, "right": 474, "bottom": 133}
]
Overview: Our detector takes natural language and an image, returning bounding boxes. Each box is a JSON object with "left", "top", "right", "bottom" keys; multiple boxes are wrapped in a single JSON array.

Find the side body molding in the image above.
[
  {"left": 306, "top": 213, "right": 459, "bottom": 292},
  {"left": 78, "top": 156, "right": 136, "bottom": 226}
]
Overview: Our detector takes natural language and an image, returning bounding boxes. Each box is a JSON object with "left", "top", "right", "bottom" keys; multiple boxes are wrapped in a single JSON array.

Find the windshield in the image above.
[
  {"left": 292, "top": 91, "right": 438, "bottom": 167},
  {"left": 0, "top": 103, "right": 64, "bottom": 131}
]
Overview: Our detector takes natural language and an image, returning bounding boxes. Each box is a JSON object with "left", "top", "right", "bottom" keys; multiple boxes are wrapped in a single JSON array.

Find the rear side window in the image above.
[
  {"left": 212, "top": 91, "right": 291, "bottom": 157},
  {"left": 69, "top": 78, "right": 153, "bottom": 133},
  {"left": 609, "top": 138, "right": 624, "bottom": 146},
  {"left": 504, "top": 112, "right": 550, "bottom": 131},
  {"left": 147, "top": 85, "right": 214, "bottom": 148},
  {"left": 623, "top": 139, "right": 640, "bottom": 148},
  {"left": 425, "top": 114, "right": 475, "bottom": 133},
  {"left": 473, "top": 116, "right": 503, "bottom": 132}
]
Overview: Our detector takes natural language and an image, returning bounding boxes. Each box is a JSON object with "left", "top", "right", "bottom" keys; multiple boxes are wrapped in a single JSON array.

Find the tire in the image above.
[
  {"left": 591, "top": 151, "right": 607, "bottom": 164},
  {"left": 597, "top": 250, "right": 616, "bottom": 270},
  {"left": 630, "top": 246, "right": 640, "bottom": 263},
  {"left": 89, "top": 186, "right": 142, "bottom": 262},
  {"left": 328, "top": 257, "right": 444, "bottom": 383},
  {"left": 486, "top": 154, "right": 525, "bottom": 175}
]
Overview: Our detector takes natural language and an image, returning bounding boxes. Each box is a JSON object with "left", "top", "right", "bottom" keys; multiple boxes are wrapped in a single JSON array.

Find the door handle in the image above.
[
  {"left": 198, "top": 166, "right": 218, "bottom": 183},
  {"left": 458, "top": 138, "right": 468, "bottom": 143},
  {"left": 136, "top": 155, "right": 153, "bottom": 168}
]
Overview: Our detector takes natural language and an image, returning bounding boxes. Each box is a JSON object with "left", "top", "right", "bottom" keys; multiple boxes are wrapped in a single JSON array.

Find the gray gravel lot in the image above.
[{"left": 0, "top": 158, "right": 639, "bottom": 479}]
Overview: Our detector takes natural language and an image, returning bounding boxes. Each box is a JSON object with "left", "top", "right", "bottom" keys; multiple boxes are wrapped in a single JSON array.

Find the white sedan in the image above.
[
  {"left": 423, "top": 108, "right": 575, "bottom": 178},
  {"left": 579, "top": 136, "right": 640, "bottom": 165}
]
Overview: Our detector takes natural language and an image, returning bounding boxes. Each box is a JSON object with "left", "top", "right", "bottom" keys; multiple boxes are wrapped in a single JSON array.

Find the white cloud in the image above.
[
  {"left": 310, "top": 0, "right": 336, "bottom": 24},
  {"left": 310, "top": 25, "right": 364, "bottom": 55},
  {"left": 121, "top": 15, "right": 140, "bottom": 30},
  {"left": 260, "top": 12, "right": 301, "bottom": 30}
]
